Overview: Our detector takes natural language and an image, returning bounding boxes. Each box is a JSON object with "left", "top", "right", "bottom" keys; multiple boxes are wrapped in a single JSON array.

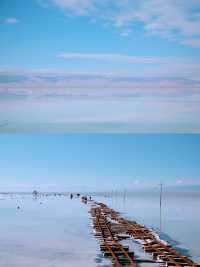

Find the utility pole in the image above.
[
  {"left": 159, "top": 183, "right": 163, "bottom": 231},
  {"left": 123, "top": 188, "right": 126, "bottom": 201}
]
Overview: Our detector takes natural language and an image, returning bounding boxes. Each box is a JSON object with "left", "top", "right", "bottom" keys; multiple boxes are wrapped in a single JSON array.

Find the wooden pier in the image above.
[
  {"left": 89, "top": 201, "right": 199, "bottom": 267},
  {"left": 90, "top": 206, "right": 136, "bottom": 266}
]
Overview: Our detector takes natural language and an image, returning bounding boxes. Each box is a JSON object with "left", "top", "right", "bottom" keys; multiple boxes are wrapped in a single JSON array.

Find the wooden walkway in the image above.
[
  {"left": 95, "top": 202, "right": 199, "bottom": 267},
  {"left": 90, "top": 206, "right": 136, "bottom": 267}
]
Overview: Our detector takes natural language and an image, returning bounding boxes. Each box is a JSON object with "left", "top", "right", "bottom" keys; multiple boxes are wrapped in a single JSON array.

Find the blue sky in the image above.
[
  {"left": 0, "top": 134, "right": 200, "bottom": 191},
  {"left": 0, "top": 0, "right": 200, "bottom": 132}
]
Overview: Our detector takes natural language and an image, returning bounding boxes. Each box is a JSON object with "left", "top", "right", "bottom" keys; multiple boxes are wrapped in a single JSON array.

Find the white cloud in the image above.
[
  {"left": 1, "top": 67, "right": 200, "bottom": 104},
  {"left": 116, "top": 0, "right": 200, "bottom": 43},
  {"left": 4, "top": 17, "right": 19, "bottom": 24},
  {"left": 47, "top": 0, "right": 200, "bottom": 46},
  {"left": 53, "top": 0, "right": 93, "bottom": 15},
  {"left": 55, "top": 53, "right": 200, "bottom": 80},
  {"left": 57, "top": 53, "right": 172, "bottom": 64},
  {"left": 0, "top": 68, "right": 200, "bottom": 132},
  {"left": 176, "top": 178, "right": 200, "bottom": 185},
  {"left": 181, "top": 39, "right": 200, "bottom": 47}
]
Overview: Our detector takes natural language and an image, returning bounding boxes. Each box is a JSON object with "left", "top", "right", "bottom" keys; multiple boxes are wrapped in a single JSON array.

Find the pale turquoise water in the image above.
[{"left": 0, "top": 192, "right": 199, "bottom": 266}]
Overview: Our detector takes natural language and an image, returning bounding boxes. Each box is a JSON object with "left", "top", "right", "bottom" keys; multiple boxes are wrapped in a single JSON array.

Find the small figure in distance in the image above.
[
  {"left": 70, "top": 193, "right": 73, "bottom": 199},
  {"left": 81, "top": 196, "right": 87, "bottom": 204}
]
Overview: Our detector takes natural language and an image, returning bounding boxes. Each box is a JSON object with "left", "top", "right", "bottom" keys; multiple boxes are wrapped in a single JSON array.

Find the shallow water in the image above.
[
  {"left": 0, "top": 192, "right": 199, "bottom": 266},
  {"left": 0, "top": 194, "right": 110, "bottom": 267}
]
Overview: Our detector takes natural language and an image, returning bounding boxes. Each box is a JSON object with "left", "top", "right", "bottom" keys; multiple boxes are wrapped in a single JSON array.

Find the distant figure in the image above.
[
  {"left": 33, "top": 190, "right": 39, "bottom": 200},
  {"left": 81, "top": 196, "right": 87, "bottom": 204},
  {"left": 77, "top": 193, "right": 80, "bottom": 197},
  {"left": 89, "top": 196, "right": 92, "bottom": 201},
  {"left": 32, "top": 190, "right": 38, "bottom": 196},
  {"left": 70, "top": 193, "right": 73, "bottom": 199},
  {"left": 17, "top": 206, "right": 20, "bottom": 210}
]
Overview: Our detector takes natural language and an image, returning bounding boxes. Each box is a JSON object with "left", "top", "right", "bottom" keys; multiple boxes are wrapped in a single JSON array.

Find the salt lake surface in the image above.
[
  {"left": 0, "top": 194, "right": 106, "bottom": 267},
  {"left": 0, "top": 191, "right": 199, "bottom": 266}
]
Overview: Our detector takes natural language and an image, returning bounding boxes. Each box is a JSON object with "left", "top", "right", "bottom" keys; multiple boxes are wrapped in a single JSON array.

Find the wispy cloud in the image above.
[
  {"left": 1, "top": 67, "right": 200, "bottom": 98},
  {"left": 57, "top": 53, "right": 172, "bottom": 64},
  {"left": 47, "top": 0, "right": 200, "bottom": 46},
  {"left": 1, "top": 64, "right": 200, "bottom": 97},
  {"left": 4, "top": 17, "right": 19, "bottom": 24},
  {"left": 181, "top": 38, "right": 200, "bottom": 47},
  {"left": 0, "top": 67, "right": 200, "bottom": 132},
  {"left": 52, "top": 0, "right": 93, "bottom": 15},
  {"left": 176, "top": 178, "right": 200, "bottom": 186},
  {"left": 56, "top": 53, "right": 200, "bottom": 80}
]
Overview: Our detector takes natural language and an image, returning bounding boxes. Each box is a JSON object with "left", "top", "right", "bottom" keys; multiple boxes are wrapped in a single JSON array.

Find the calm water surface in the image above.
[
  {"left": 0, "top": 192, "right": 199, "bottom": 266},
  {"left": 0, "top": 194, "right": 109, "bottom": 267}
]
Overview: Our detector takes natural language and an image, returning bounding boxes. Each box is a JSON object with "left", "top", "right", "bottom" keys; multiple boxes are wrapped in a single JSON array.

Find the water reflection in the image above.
[
  {"left": 0, "top": 191, "right": 199, "bottom": 266},
  {"left": 0, "top": 193, "right": 101, "bottom": 267}
]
